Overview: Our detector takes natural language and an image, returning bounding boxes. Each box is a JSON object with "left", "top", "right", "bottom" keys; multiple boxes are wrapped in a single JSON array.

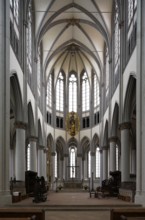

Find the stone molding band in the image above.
[
  {"left": 119, "top": 122, "right": 131, "bottom": 130},
  {"left": 15, "top": 121, "right": 27, "bottom": 130}
]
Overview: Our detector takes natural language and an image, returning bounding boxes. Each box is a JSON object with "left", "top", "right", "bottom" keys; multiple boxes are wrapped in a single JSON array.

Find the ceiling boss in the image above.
[{"left": 66, "top": 112, "right": 80, "bottom": 136}]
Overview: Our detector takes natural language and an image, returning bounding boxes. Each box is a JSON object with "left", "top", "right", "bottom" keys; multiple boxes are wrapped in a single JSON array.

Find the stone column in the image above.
[
  {"left": 64, "top": 154, "right": 69, "bottom": 180},
  {"left": 91, "top": 152, "right": 96, "bottom": 180},
  {"left": 84, "top": 156, "right": 88, "bottom": 179},
  {"left": 43, "top": 148, "right": 47, "bottom": 180},
  {"left": 37, "top": 145, "right": 45, "bottom": 177},
  {"left": 51, "top": 152, "right": 56, "bottom": 191},
  {"left": 131, "top": 148, "right": 136, "bottom": 175},
  {"left": 135, "top": 0, "right": 145, "bottom": 205},
  {"left": 0, "top": 0, "right": 11, "bottom": 205},
  {"left": 120, "top": 122, "right": 131, "bottom": 182},
  {"left": 109, "top": 137, "right": 118, "bottom": 172},
  {"left": 28, "top": 136, "right": 38, "bottom": 172},
  {"left": 77, "top": 154, "right": 82, "bottom": 180},
  {"left": 102, "top": 146, "right": 108, "bottom": 180},
  {"left": 99, "top": 149, "right": 103, "bottom": 184},
  {"left": 15, "top": 122, "right": 27, "bottom": 181}
]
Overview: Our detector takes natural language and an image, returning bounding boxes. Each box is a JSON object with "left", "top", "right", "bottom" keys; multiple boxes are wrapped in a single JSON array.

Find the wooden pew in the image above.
[
  {"left": 110, "top": 208, "right": 145, "bottom": 220},
  {"left": 0, "top": 208, "right": 44, "bottom": 220}
]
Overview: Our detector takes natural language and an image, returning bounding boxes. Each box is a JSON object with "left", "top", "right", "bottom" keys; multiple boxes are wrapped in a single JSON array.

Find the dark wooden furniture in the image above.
[
  {"left": 25, "top": 171, "right": 37, "bottom": 196},
  {"left": 0, "top": 208, "right": 44, "bottom": 220},
  {"left": 110, "top": 208, "right": 145, "bottom": 220}
]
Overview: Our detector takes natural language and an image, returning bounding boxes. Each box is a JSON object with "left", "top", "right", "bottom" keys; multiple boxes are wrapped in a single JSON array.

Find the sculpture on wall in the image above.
[{"left": 66, "top": 112, "right": 80, "bottom": 136}]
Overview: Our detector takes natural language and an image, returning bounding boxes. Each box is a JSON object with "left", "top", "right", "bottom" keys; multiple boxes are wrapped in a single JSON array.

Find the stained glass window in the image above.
[
  {"left": 46, "top": 74, "right": 52, "bottom": 108},
  {"left": 69, "top": 74, "right": 77, "bottom": 112},
  {"left": 82, "top": 72, "right": 90, "bottom": 112},
  {"left": 56, "top": 72, "right": 64, "bottom": 111}
]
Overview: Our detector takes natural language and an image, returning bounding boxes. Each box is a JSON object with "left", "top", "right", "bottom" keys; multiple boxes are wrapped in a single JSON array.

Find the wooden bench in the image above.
[
  {"left": 0, "top": 208, "right": 45, "bottom": 220},
  {"left": 110, "top": 208, "right": 145, "bottom": 220}
]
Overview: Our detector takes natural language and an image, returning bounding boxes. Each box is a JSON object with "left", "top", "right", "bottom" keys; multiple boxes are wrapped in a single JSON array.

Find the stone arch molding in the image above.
[
  {"left": 47, "top": 133, "right": 54, "bottom": 153},
  {"left": 27, "top": 102, "right": 36, "bottom": 137},
  {"left": 38, "top": 119, "right": 43, "bottom": 146},
  {"left": 56, "top": 136, "right": 66, "bottom": 159},
  {"left": 10, "top": 73, "right": 23, "bottom": 121},
  {"left": 91, "top": 134, "right": 99, "bottom": 153},
  {"left": 111, "top": 103, "right": 119, "bottom": 137},
  {"left": 103, "top": 120, "right": 108, "bottom": 147},
  {"left": 80, "top": 136, "right": 90, "bottom": 159},
  {"left": 123, "top": 75, "right": 136, "bottom": 122}
]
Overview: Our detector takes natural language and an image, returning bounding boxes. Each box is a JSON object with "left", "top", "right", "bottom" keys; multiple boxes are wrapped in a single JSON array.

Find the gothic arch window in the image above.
[
  {"left": 69, "top": 73, "right": 77, "bottom": 112},
  {"left": 70, "top": 147, "right": 76, "bottom": 178},
  {"left": 94, "top": 73, "right": 100, "bottom": 109},
  {"left": 27, "top": 144, "right": 30, "bottom": 170},
  {"left": 46, "top": 73, "right": 52, "bottom": 109},
  {"left": 96, "top": 147, "right": 100, "bottom": 178},
  {"left": 128, "top": 0, "right": 137, "bottom": 27},
  {"left": 126, "top": 0, "right": 137, "bottom": 59},
  {"left": 26, "top": 0, "right": 32, "bottom": 74},
  {"left": 82, "top": 72, "right": 90, "bottom": 112},
  {"left": 88, "top": 151, "right": 91, "bottom": 178},
  {"left": 10, "top": 0, "right": 19, "bottom": 25},
  {"left": 55, "top": 151, "right": 57, "bottom": 178},
  {"left": 37, "top": 47, "right": 41, "bottom": 98},
  {"left": 113, "top": 0, "right": 120, "bottom": 88},
  {"left": 116, "top": 145, "right": 119, "bottom": 170},
  {"left": 105, "top": 47, "right": 109, "bottom": 98},
  {"left": 56, "top": 72, "right": 64, "bottom": 112}
]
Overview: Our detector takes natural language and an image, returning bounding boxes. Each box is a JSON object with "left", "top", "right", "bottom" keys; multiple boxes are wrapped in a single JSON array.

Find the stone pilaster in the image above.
[
  {"left": 135, "top": 0, "right": 145, "bottom": 205},
  {"left": 108, "top": 136, "right": 118, "bottom": 172},
  {"left": 28, "top": 136, "right": 38, "bottom": 173},
  {"left": 15, "top": 122, "right": 27, "bottom": 181},
  {"left": 119, "top": 122, "right": 131, "bottom": 182},
  {"left": 102, "top": 146, "right": 108, "bottom": 180},
  {"left": 0, "top": 0, "right": 11, "bottom": 205}
]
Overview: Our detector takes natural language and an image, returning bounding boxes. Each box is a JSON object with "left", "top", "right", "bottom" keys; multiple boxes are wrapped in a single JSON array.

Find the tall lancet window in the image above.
[
  {"left": 82, "top": 72, "right": 90, "bottom": 112},
  {"left": 69, "top": 74, "right": 77, "bottom": 112},
  {"left": 56, "top": 72, "right": 64, "bottom": 112},
  {"left": 70, "top": 147, "right": 76, "bottom": 178},
  {"left": 26, "top": 0, "right": 32, "bottom": 74},
  {"left": 128, "top": 0, "right": 137, "bottom": 27},
  {"left": 46, "top": 73, "right": 52, "bottom": 109},
  {"left": 114, "top": 0, "right": 120, "bottom": 73},
  {"left": 37, "top": 48, "right": 41, "bottom": 97},
  {"left": 94, "top": 73, "right": 100, "bottom": 108},
  {"left": 105, "top": 48, "right": 109, "bottom": 98},
  {"left": 96, "top": 147, "right": 100, "bottom": 178},
  {"left": 88, "top": 151, "right": 91, "bottom": 178},
  {"left": 10, "top": 0, "right": 19, "bottom": 25}
]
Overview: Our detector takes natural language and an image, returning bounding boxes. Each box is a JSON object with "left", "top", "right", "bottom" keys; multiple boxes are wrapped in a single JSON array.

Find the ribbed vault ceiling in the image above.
[{"left": 34, "top": 0, "right": 113, "bottom": 82}]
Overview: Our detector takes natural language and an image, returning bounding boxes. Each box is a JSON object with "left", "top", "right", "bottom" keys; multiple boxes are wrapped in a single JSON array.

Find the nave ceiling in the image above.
[{"left": 33, "top": 0, "right": 113, "bottom": 83}]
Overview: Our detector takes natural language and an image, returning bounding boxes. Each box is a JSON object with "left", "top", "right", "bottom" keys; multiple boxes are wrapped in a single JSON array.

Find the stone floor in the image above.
[{"left": 8, "top": 191, "right": 142, "bottom": 220}]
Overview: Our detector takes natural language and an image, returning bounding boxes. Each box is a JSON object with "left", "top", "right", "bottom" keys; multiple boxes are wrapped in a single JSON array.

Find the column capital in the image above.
[
  {"left": 51, "top": 152, "right": 56, "bottom": 156},
  {"left": 15, "top": 121, "right": 27, "bottom": 130},
  {"left": 28, "top": 136, "right": 38, "bottom": 142},
  {"left": 101, "top": 146, "right": 108, "bottom": 150},
  {"left": 38, "top": 145, "right": 45, "bottom": 150},
  {"left": 108, "top": 136, "right": 118, "bottom": 143},
  {"left": 90, "top": 152, "right": 95, "bottom": 156},
  {"left": 23, "top": 20, "right": 28, "bottom": 27},
  {"left": 119, "top": 122, "right": 131, "bottom": 130},
  {"left": 77, "top": 153, "right": 82, "bottom": 157}
]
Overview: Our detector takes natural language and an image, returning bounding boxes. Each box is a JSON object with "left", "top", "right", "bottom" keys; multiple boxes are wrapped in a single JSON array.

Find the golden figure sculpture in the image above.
[{"left": 66, "top": 112, "right": 80, "bottom": 136}]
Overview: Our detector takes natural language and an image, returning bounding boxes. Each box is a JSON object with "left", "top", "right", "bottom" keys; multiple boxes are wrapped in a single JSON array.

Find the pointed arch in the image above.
[
  {"left": 123, "top": 75, "right": 136, "bottom": 122},
  {"left": 111, "top": 103, "right": 119, "bottom": 136},
  {"left": 10, "top": 74, "right": 23, "bottom": 121},
  {"left": 91, "top": 134, "right": 99, "bottom": 152},
  {"left": 38, "top": 119, "right": 43, "bottom": 145},
  {"left": 103, "top": 120, "right": 108, "bottom": 147},
  {"left": 27, "top": 102, "right": 35, "bottom": 136}
]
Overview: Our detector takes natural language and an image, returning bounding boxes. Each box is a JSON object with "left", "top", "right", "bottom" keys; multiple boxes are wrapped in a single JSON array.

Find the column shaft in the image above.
[{"left": 15, "top": 128, "right": 26, "bottom": 180}]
